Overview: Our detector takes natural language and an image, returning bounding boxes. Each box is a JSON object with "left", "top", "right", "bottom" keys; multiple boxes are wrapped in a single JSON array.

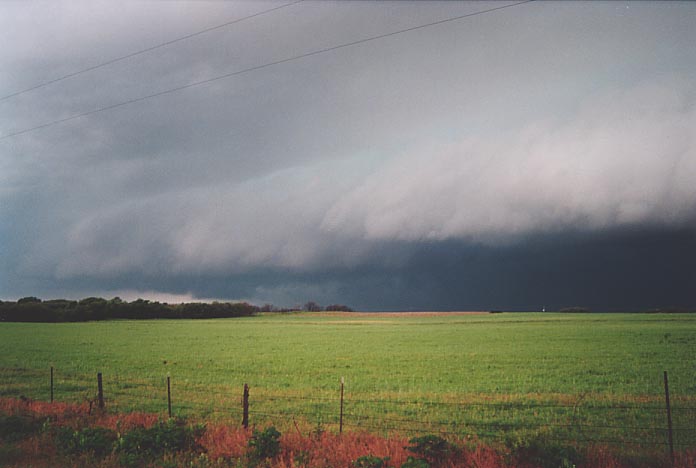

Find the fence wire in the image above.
[{"left": 1, "top": 367, "right": 695, "bottom": 456}]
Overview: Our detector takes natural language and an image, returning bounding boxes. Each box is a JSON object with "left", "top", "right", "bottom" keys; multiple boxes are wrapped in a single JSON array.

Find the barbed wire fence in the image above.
[{"left": 2, "top": 367, "right": 695, "bottom": 460}]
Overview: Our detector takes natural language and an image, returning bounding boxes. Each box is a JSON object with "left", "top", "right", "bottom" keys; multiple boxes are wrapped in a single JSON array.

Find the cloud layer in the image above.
[
  {"left": 12, "top": 78, "right": 692, "bottom": 280},
  {"left": 324, "top": 79, "right": 696, "bottom": 242}
]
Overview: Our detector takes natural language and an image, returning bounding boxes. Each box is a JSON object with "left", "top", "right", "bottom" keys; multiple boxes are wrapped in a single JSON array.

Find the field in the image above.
[{"left": 1, "top": 312, "right": 695, "bottom": 461}]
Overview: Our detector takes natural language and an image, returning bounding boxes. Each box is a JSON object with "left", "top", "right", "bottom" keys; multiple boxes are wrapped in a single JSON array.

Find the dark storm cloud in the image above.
[
  {"left": 11, "top": 226, "right": 695, "bottom": 311},
  {"left": 1, "top": 1, "right": 696, "bottom": 309},
  {"left": 392, "top": 227, "right": 696, "bottom": 311}
]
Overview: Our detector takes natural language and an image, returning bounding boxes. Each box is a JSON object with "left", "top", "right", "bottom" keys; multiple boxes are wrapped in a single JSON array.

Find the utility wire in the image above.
[
  {"left": 0, "top": 0, "right": 304, "bottom": 102},
  {"left": 0, "top": 0, "right": 534, "bottom": 141}
]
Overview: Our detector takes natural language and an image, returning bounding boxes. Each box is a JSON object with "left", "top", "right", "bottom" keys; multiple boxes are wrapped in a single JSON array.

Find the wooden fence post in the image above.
[
  {"left": 242, "top": 384, "right": 249, "bottom": 429},
  {"left": 167, "top": 375, "right": 172, "bottom": 418},
  {"left": 97, "top": 372, "right": 104, "bottom": 410},
  {"left": 339, "top": 377, "right": 345, "bottom": 434},
  {"left": 664, "top": 371, "right": 674, "bottom": 465},
  {"left": 50, "top": 366, "right": 54, "bottom": 403}
]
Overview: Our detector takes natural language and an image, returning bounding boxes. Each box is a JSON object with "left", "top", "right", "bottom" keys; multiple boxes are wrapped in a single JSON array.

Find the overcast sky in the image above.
[{"left": 1, "top": 1, "right": 695, "bottom": 310}]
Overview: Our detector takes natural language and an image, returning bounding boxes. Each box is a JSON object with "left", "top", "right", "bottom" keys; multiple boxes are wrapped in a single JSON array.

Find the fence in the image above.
[{"left": 2, "top": 367, "right": 695, "bottom": 460}]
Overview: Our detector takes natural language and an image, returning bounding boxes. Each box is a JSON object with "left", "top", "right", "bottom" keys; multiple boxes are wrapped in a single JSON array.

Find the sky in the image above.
[{"left": 1, "top": 1, "right": 695, "bottom": 311}]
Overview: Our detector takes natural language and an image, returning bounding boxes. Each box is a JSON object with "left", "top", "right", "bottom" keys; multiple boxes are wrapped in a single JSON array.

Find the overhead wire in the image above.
[
  {"left": 0, "top": 0, "right": 534, "bottom": 141},
  {"left": 0, "top": 0, "right": 304, "bottom": 102}
]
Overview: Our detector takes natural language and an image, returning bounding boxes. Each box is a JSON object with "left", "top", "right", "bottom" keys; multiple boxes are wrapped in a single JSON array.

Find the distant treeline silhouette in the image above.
[
  {"left": 0, "top": 297, "right": 353, "bottom": 322},
  {"left": 0, "top": 297, "right": 258, "bottom": 322}
]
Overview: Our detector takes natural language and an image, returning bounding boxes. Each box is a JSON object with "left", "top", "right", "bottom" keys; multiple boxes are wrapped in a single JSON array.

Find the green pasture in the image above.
[{"left": 1, "top": 312, "right": 695, "bottom": 452}]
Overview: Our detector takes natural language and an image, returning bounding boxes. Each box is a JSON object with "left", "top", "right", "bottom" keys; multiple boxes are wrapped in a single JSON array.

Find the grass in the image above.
[{"left": 1, "top": 312, "right": 695, "bottom": 455}]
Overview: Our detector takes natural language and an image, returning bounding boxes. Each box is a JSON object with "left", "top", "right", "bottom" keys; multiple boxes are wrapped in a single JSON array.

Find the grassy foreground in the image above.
[
  {"left": 1, "top": 312, "right": 695, "bottom": 457},
  {"left": 2, "top": 397, "right": 695, "bottom": 468}
]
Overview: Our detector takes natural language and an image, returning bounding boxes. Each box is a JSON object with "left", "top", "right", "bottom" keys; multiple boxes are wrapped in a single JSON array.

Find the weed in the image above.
[
  {"left": 405, "top": 435, "right": 454, "bottom": 467},
  {"left": 249, "top": 426, "right": 281, "bottom": 462},
  {"left": 400, "top": 456, "right": 430, "bottom": 468},
  {"left": 312, "top": 417, "right": 325, "bottom": 439},
  {"left": 0, "top": 443, "right": 23, "bottom": 465},
  {"left": 353, "top": 454, "right": 391, "bottom": 468},
  {"left": 117, "top": 417, "right": 204, "bottom": 466},
  {"left": 506, "top": 434, "right": 581, "bottom": 468},
  {"left": 293, "top": 449, "right": 311, "bottom": 467},
  {"left": 0, "top": 414, "right": 45, "bottom": 442},
  {"left": 55, "top": 426, "right": 117, "bottom": 457}
]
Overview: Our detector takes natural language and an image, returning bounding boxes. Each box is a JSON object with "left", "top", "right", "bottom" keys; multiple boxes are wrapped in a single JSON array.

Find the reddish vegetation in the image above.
[
  {"left": 1, "top": 397, "right": 693, "bottom": 468},
  {"left": 201, "top": 426, "right": 507, "bottom": 467},
  {"left": 0, "top": 397, "right": 160, "bottom": 431},
  {"left": 277, "top": 431, "right": 411, "bottom": 468},
  {"left": 199, "top": 424, "right": 249, "bottom": 460},
  {"left": 0, "top": 397, "right": 91, "bottom": 420}
]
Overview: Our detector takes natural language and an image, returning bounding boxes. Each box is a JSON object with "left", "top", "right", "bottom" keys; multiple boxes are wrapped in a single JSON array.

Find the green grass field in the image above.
[{"left": 1, "top": 312, "right": 695, "bottom": 453}]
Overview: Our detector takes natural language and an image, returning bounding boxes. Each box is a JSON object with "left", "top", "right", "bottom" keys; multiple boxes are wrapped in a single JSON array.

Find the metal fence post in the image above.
[
  {"left": 664, "top": 371, "right": 674, "bottom": 465},
  {"left": 167, "top": 375, "right": 172, "bottom": 418},
  {"left": 340, "top": 377, "right": 345, "bottom": 434}
]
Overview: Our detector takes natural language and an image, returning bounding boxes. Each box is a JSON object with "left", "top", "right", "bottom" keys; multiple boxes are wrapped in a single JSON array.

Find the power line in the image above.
[
  {"left": 0, "top": 0, "right": 534, "bottom": 141},
  {"left": 0, "top": 0, "right": 304, "bottom": 102}
]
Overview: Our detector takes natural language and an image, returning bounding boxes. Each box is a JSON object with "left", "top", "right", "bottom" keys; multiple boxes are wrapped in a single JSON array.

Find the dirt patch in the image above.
[{"left": 308, "top": 311, "right": 488, "bottom": 318}]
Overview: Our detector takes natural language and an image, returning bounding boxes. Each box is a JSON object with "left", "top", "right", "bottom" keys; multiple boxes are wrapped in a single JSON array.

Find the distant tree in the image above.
[
  {"left": 558, "top": 307, "right": 590, "bottom": 313},
  {"left": 44, "top": 299, "right": 77, "bottom": 308},
  {"left": 79, "top": 297, "right": 107, "bottom": 306},
  {"left": 17, "top": 296, "right": 42, "bottom": 304},
  {"left": 303, "top": 301, "right": 323, "bottom": 312},
  {"left": 324, "top": 304, "right": 353, "bottom": 312}
]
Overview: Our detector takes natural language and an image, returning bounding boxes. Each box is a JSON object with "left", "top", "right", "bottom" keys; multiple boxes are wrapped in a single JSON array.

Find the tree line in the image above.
[{"left": 0, "top": 297, "right": 353, "bottom": 322}]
